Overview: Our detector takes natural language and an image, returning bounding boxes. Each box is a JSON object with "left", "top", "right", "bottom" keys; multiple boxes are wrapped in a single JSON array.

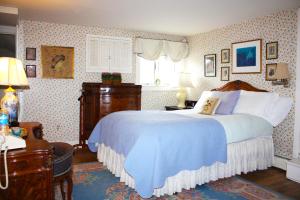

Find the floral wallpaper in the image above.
[
  {"left": 16, "top": 8, "right": 297, "bottom": 159},
  {"left": 17, "top": 20, "right": 181, "bottom": 143},
  {"left": 186, "top": 9, "right": 297, "bottom": 159}
]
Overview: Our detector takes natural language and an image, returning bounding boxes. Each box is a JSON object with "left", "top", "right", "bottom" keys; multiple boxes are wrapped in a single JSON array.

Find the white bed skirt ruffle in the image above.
[{"left": 97, "top": 136, "right": 274, "bottom": 197}]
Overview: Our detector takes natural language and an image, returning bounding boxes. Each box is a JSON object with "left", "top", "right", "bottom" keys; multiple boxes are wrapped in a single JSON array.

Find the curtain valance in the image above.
[{"left": 134, "top": 38, "right": 189, "bottom": 62}]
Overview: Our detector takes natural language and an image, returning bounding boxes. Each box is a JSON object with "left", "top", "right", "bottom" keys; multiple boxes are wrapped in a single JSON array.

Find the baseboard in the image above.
[{"left": 272, "top": 156, "right": 288, "bottom": 170}]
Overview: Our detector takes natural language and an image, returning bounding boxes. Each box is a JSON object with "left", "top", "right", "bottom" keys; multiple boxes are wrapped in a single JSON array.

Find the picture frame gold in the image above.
[
  {"left": 266, "top": 41, "right": 278, "bottom": 60},
  {"left": 204, "top": 54, "right": 216, "bottom": 77},
  {"left": 266, "top": 63, "right": 277, "bottom": 81},
  {"left": 221, "top": 67, "right": 230, "bottom": 81},
  {"left": 221, "top": 49, "right": 230, "bottom": 63},
  {"left": 231, "top": 39, "right": 262, "bottom": 74},
  {"left": 41, "top": 45, "right": 74, "bottom": 79}
]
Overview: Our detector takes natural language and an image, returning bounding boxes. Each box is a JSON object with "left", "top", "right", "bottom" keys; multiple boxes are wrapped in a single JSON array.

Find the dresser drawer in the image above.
[
  {"left": 7, "top": 155, "right": 51, "bottom": 176},
  {"left": 112, "top": 96, "right": 138, "bottom": 108}
]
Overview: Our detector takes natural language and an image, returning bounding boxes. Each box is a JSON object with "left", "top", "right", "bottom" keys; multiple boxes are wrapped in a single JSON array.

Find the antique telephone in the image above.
[{"left": 0, "top": 111, "right": 26, "bottom": 190}]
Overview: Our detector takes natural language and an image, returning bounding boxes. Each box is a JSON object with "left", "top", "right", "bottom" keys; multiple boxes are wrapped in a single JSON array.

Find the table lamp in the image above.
[
  {"left": 272, "top": 63, "right": 289, "bottom": 88},
  {"left": 176, "top": 73, "right": 193, "bottom": 108},
  {"left": 0, "top": 57, "right": 29, "bottom": 126}
]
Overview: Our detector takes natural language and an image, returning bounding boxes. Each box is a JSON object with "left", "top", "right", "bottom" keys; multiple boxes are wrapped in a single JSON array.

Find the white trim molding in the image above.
[
  {"left": 293, "top": 8, "right": 300, "bottom": 159},
  {"left": 273, "top": 156, "right": 288, "bottom": 170}
]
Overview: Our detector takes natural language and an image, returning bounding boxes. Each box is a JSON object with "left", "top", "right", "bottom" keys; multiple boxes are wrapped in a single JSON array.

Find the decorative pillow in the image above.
[
  {"left": 199, "top": 97, "right": 220, "bottom": 115},
  {"left": 212, "top": 91, "right": 241, "bottom": 115},
  {"left": 193, "top": 91, "right": 213, "bottom": 112},
  {"left": 233, "top": 90, "right": 279, "bottom": 121}
]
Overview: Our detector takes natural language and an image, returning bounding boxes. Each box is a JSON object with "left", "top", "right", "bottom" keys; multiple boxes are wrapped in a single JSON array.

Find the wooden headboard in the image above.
[{"left": 211, "top": 80, "right": 268, "bottom": 92}]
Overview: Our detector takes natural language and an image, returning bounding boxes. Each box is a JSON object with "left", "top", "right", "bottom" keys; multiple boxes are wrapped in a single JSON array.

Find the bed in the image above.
[{"left": 88, "top": 80, "right": 280, "bottom": 198}]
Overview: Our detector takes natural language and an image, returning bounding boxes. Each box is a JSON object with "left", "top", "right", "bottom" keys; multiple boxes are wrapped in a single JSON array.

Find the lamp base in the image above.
[
  {"left": 176, "top": 88, "right": 187, "bottom": 108},
  {"left": 1, "top": 86, "right": 19, "bottom": 126}
]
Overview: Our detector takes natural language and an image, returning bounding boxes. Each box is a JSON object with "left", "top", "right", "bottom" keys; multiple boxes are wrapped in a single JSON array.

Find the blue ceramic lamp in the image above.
[{"left": 0, "top": 57, "right": 29, "bottom": 126}]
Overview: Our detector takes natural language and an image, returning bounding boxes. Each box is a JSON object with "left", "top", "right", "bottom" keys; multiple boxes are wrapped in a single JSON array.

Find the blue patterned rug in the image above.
[{"left": 72, "top": 162, "right": 289, "bottom": 200}]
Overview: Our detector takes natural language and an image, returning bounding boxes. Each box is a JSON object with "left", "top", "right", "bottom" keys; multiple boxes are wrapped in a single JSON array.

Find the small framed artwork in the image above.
[
  {"left": 266, "top": 63, "right": 277, "bottom": 81},
  {"left": 204, "top": 54, "right": 216, "bottom": 77},
  {"left": 221, "top": 67, "right": 230, "bottom": 81},
  {"left": 26, "top": 47, "right": 36, "bottom": 60},
  {"left": 25, "top": 65, "right": 36, "bottom": 78},
  {"left": 266, "top": 42, "right": 278, "bottom": 60},
  {"left": 41, "top": 45, "right": 74, "bottom": 79},
  {"left": 221, "top": 49, "right": 230, "bottom": 63},
  {"left": 232, "top": 39, "right": 262, "bottom": 74}
]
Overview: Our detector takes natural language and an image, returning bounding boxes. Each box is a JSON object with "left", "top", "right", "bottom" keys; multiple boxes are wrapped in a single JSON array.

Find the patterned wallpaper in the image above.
[
  {"left": 186, "top": 9, "right": 297, "bottom": 158},
  {"left": 17, "top": 20, "right": 181, "bottom": 143}
]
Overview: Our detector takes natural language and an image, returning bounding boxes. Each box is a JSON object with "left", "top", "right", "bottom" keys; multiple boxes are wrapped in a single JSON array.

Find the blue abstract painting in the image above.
[{"left": 236, "top": 46, "right": 256, "bottom": 67}]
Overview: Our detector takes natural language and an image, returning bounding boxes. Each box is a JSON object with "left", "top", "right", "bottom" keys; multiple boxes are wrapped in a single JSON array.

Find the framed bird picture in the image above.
[{"left": 41, "top": 45, "right": 74, "bottom": 79}]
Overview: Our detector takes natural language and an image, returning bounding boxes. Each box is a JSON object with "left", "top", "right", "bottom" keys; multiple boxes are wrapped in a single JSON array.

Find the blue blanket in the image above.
[{"left": 88, "top": 111, "right": 227, "bottom": 198}]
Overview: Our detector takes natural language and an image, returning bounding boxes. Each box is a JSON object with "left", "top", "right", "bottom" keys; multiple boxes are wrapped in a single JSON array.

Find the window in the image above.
[
  {"left": 86, "top": 35, "right": 132, "bottom": 73},
  {"left": 137, "top": 56, "right": 182, "bottom": 89}
]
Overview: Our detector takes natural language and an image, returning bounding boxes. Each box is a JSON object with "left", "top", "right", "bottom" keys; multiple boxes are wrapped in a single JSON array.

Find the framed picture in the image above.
[
  {"left": 204, "top": 54, "right": 216, "bottom": 77},
  {"left": 266, "top": 63, "right": 277, "bottom": 81},
  {"left": 26, "top": 47, "right": 36, "bottom": 60},
  {"left": 41, "top": 45, "right": 74, "bottom": 79},
  {"left": 266, "top": 42, "right": 278, "bottom": 60},
  {"left": 221, "top": 67, "right": 230, "bottom": 81},
  {"left": 232, "top": 39, "right": 262, "bottom": 74},
  {"left": 221, "top": 49, "right": 230, "bottom": 63},
  {"left": 25, "top": 65, "right": 36, "bottom": 78}
]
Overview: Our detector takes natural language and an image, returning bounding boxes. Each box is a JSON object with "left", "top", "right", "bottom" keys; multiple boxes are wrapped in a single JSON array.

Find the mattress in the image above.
[
  {"left": 98, "top": 136, "right": 273, "bottom": 197},
  {"left": 172, "top": 109, "right": 273, "bottom": 143}
]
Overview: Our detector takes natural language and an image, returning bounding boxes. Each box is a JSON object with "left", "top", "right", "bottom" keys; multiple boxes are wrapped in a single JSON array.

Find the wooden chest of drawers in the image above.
[{"left": 77, "top": 83, "right": 141, "bottom": 148}]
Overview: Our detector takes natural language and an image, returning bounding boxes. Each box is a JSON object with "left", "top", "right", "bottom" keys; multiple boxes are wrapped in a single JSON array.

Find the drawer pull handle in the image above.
[{"left": 100, "top": 88, "right": 110, "bottom": 93}]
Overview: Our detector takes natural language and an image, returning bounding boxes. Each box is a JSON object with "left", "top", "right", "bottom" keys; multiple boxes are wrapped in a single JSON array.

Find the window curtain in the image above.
[{"left": 134, "top": 38, "right": 189, "bottom": 62}]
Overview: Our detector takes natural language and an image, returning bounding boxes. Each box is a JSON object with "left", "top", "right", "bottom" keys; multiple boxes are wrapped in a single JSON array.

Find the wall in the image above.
[
  {"left": 186, "top": 9, "right": 297, "bottom": 159},
  {"left": 17, "top": 20, "right": 184, "bottom": 143},
  {"left": 294, "top": 8, "right": 300, "bottom": 158}
]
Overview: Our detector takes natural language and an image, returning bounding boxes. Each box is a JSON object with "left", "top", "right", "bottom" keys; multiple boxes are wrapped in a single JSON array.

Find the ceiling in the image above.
[{"left": 1, "top": 0, "right": 300, "bottom": 36}]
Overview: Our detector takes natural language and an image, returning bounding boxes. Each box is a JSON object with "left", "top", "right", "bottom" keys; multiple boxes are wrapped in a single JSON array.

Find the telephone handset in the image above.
[{"left": 0, "top": 134, "right": 26, "bottom": 190}]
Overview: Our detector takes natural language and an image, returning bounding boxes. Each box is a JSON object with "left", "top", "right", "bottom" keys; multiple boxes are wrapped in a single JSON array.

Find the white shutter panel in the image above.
[
  {"left": 110, "top": 38, "right": 132, "bottom": 73},
  {"left": 86, "top": 35, "right": 110, "bottom": 72},
  {"left": 86, "top": 35, "right": 132, "bottom": 73},
  {"left": 98, "top": 38, "right": 110, "bottom": 72},
  {"left": 86, "top": 35, "right": 100, "bottom": 72}
]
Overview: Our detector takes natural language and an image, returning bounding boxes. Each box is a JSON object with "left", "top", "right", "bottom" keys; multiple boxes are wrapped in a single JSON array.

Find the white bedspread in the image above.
[{"left": 172, "top": 109, "right": 273, "bottom": 143}]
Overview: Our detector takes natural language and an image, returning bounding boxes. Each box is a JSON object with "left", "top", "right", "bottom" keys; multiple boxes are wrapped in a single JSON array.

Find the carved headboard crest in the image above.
[{"left": 211, "top": 80, "right": 268, "bottom": 92}]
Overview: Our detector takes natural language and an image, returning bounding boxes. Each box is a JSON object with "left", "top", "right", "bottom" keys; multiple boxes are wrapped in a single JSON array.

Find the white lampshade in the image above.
[
  {"left": 274, "top": 63, "right": 289, "bottom": 80},
  {"left": 0, "top": 57, "right": 28, "bottom": 86}
]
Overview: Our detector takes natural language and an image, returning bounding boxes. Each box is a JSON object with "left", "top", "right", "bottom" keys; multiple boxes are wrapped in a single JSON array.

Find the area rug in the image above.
[{"left": 71, "top": 162, "right": 290, "bottom": 200}]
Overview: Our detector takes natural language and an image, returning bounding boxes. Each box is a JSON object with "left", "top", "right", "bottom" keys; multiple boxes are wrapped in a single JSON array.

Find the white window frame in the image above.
[
  {"left": 136, "top": 56, "right": 180, "bottom": 91},
  {"left": 86, "top": 35, "right": 132, "bottom": 73}
]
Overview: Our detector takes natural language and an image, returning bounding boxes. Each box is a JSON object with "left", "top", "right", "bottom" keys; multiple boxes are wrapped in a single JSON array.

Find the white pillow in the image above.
[
  {"left": 264, "top": 96, "right": 292, "bottom": 126},
  {"left": 193, "top": 91, "right": 213, "bottom": 112},
  {"left": 233, "top": 90, "right": 279, "bottom": 119}
]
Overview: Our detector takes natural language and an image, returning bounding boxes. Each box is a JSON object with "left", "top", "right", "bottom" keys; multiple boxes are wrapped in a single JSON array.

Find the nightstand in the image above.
[
  {"left": 165, "top": 106, "right": 193, "bottom": 111},
  {"left": 165, "top": 100, "right": 197, "bottom": 111}
]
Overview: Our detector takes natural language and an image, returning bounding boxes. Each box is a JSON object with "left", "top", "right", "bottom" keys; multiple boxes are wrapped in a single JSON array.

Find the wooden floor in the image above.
[{"left": 73, "top": 148, "right": 300, "bottom": 199}]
